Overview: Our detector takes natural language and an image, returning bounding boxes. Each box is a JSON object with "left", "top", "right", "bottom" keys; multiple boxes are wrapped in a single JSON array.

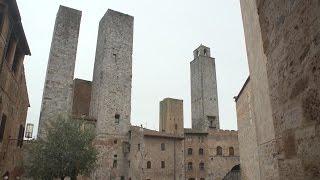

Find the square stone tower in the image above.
[
  {"left": 190, "top": 45, "right": 220, "bottom": 131},
  {"left": 38, "top": 6, "right": 81, "bottom": 138},
  {"left": 159, "top": 98, "right": 184, "bottom": 135},
  {"left": 89, "top": 9, "right": 133, "bottom": 179}
]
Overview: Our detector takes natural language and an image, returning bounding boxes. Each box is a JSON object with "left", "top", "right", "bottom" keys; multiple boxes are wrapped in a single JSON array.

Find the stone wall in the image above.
[
  {"left": 184, "top": 129, "right": 239, "bottom": 180},
  {"left": 207, "top": 130, "right": 239, "bottom": 180},
  {"left": 235, "top": 78, "right": 260, "bottom": 180},
  {"left": 128, "top": 126, "right": 185, "bottom": 180},
  {"left": 38, "top": 5, "right": 81, "bottom": 138},
  {"left": 191, "top": 45, "right": 220, "bottom": 131},
  {"left": 89, "top": 9, "right": 134, "bottom": 179},
  {"left": 240, "top": 0, "right": 320, "bottom": 179},
  {"left": 159, "top": 98, "right": 184, "bottom": 135}
]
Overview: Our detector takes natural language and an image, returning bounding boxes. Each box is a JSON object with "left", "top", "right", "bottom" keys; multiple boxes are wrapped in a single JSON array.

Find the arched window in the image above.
[
  {"left": 199, "top": 162, "right": 205, "bottom": 170},
  {"left": 187, "top": 162, "right": 193, "bottom": 170},
  {"left": 199, "top": 148, "right": 204, "bottom": 155},
  {"left": 147, "top": 161, "right": 151, "bottom": 169},
  {"left": 204, "top": 49, "right": 207, "bottom": 56},
  {"left": 188, "top": 148, "right": 193, "bottom": 155},
  {"left": 229, "top": 147, "right": 234, "bottom": 156},
  {"left": 161, "top": 143, "right": 165, "bottom": 151},
  {"left": 217, "top": 146, "right": 222, "bottom": 156}
]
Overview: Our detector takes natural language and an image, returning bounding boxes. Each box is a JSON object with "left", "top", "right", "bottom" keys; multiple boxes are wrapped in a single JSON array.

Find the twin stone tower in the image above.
[{"left": 38, "top": 5, "right": 221, "bottom": 179}]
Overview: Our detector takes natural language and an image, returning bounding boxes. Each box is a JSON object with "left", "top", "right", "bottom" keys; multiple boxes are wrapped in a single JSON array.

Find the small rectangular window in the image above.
[
  {"left": 115, "top": 114, "right": 120, "bottom": 124},
  {"left": 113, "top": 160, "right": 117, "bottom": 168},
  {"left": 161, "top": 143, "right": 165, "bottom": 151},
  {"left": 208, "top": 116, "right": 216, "bottom": 128},
  {"left": 138, "top": 143, "right": 140, "bottom": 151},
  {"left": 161, "top": 161, "right": 165, "bottom": 168}
]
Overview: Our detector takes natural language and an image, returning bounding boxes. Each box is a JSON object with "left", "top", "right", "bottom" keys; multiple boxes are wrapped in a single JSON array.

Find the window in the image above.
[
  {"left": 187, "top": 162, "right": 193, "bottom": 171},
  {"left": 217, "top": 146, "right": 222, "bottom": 156},
  {"left": 199, "top": 148, "right": 204, "bottom": 155},
  {"left": 115, "top": 114, "right": 120, "bottom": 124},
  {"left": 188, "top": 148, "right": 193, "bottom": 155},
  {"left": 128, "top": 130, "right": 131, "bottom": 139},
  {"left": 204, "top": 49, "right": 207, "bottom": 56},
  {"left": 199, "top": 162, "right": 205, "bottom": 170},
  {"left": 147, "top": 161, "right": 151, "bottom": 169},
  {"left": 161, "top": 143, "right": 165, "bottom": 151},
  {"left": 17, "top": 125, "right": 24, "bottom": 147},
  {"left": 114, "top": 139, "right": 117, "bottom": 144},
  {"left": 0, "top": 114, "right": 7, "bottom": 142},
  {"left": 199, "top": 136, "right": 204, "bottom": 143},
  {"left": 138, "top": 143, "right": 140, "bottom": 151},
  {"left": 208, "top": 116, "right": 216, "bottom": 128},
  {"left": 113, "top": 160, "right": 117, "bottom": 168},
  {"left": 229, "top": 147, "right": 234, "bottom": 156},
  {"left": 161, "top": 161, "right": 165, "bottom": 168},
  {"left": 128, "top": 160, "right": 130, "bottom": 168}
]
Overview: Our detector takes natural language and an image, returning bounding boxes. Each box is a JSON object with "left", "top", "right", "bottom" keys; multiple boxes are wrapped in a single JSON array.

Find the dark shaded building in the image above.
[{"left": 0, "top": 0, "right": 31, "bottom": 179}]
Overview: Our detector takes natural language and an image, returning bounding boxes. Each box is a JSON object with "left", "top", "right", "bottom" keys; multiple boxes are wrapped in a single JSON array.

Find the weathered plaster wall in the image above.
[
  {"left": 239, "top": 0, "right": 279, "bottom": 179},
  {"left": 38, "top": 5, "right": 81, "bottom": 138},
  {"left": 235, "top": 78, "right": 260, "bottom": 180}
]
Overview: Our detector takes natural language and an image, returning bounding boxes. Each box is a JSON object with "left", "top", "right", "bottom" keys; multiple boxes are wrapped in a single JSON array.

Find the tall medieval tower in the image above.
[
  {"left": 89, "top": 9, "right": 133, "bottom": 179},
  {"left": 190, "top": 45, "right": 220, "bottom": 131},
  {"left": 38, "top": 6, "right": 81, "bottom": 138}
]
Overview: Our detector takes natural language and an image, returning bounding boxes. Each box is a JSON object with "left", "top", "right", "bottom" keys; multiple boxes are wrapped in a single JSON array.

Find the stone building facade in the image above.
[
  {"left": 0, "top": 0, "right": 31, "bottom": 178},
  {"left": 236, "top": 0, "right": 320, "bottom": 179},
  {"left": 38, "top": 5, "right": 239, "bottom": 180},
  {"left": 191, "top": 45, "right": 219, "bottom": 131}
]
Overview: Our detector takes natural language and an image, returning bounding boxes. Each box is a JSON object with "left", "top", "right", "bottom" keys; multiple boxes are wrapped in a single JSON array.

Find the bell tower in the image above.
[{"left": 190, "top": 45, "right": 220, "bottom": 131}]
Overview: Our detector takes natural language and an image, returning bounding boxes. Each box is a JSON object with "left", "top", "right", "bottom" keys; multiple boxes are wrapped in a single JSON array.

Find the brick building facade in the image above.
[{"left": 0, "top": 0, "right": 31, "bottom": 179}]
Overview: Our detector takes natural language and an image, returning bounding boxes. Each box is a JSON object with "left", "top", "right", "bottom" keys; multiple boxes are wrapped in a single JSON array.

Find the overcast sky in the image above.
[{"left": 17, "top": 0, "right": 249, "bottom": 136}]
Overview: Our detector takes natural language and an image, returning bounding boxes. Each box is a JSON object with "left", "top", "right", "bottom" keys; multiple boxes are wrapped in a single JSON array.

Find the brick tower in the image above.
[
  {"left": 38, "top": 6, "right": 81, "bottom": 138},
  {"left": 89, "top": 9, "right": 134, "bottom": 179},
  {"left": 190, "top": 45, "right": 220, "bottom": 131}
]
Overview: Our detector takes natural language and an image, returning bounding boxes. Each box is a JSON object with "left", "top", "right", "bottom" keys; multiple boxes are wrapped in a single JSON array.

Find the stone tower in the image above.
[
  {"left": 38, "top": 6, "right": 81, "bottom": 138},
  {"left": 89, "top": 9, "right": 133, "bottom": 179},
  {"left": 190, "top": 45, "right": 220, "bottom": 131},
  {"left": 159, "top": 98, "right": 184, "bottom": 135}
]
